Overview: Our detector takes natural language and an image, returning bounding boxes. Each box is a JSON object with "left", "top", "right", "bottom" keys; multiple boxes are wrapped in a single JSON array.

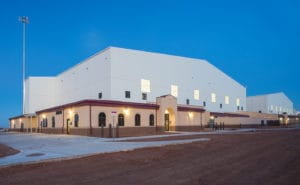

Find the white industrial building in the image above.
[
  {"left": 24, "top": 46, "right": 246, "bottom": 114},
  {"left": 246, "top": 92, "right": 294, "bottom": 114},
  {"left": 12, "top": 47, "right": 300, "bottom": 136}
]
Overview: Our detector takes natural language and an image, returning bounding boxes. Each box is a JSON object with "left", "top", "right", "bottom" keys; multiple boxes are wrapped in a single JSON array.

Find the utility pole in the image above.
[{"left": 18, "top": 16, "right": 29, "bottom": 114}]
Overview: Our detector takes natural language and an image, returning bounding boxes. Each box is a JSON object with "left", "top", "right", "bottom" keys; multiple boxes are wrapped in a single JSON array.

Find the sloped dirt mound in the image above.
[{"left": 0, "top": 144, "right": 19, "bottom": 158}]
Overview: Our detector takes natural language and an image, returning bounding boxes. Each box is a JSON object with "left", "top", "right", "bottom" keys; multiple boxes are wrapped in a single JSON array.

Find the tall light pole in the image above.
[{"left": 19, "top": 16, "right": 29, "bottom": 114}]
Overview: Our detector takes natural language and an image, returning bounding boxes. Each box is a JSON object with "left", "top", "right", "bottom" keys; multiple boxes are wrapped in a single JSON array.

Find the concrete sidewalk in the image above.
[
  {"left": 0, "top": 132, "right": 209, "bottom": 167},
  {"left": 1, "top": 126, "right": 298, "bottom": 167}
]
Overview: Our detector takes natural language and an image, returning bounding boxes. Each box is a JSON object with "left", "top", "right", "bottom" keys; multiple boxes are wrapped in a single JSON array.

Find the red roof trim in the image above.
[
  {"left": 210, "top": 112, "right": 250, "bottom": 118},
  {"left": 36, "top": 99, "right": 159, "bottom": 114},
  {"left": 9, "top": 114, "right": 36, "bottom": 120},
  {"left": 9, "top": 115, "right": 25, "bottom": 120}
]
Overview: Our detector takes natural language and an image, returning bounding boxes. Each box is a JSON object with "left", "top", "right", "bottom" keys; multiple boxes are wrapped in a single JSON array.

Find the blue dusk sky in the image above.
[{"left": 0, "top": 0, "right": 299, "bottom": 127}]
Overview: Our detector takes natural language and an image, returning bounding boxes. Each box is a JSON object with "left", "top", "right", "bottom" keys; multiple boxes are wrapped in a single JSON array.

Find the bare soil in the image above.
[
  {"left": 0, "top": 144, "right": 19, "bottom": 158},
  {"left": 0, "top": 130, "right": 299, "bottom": 185}
]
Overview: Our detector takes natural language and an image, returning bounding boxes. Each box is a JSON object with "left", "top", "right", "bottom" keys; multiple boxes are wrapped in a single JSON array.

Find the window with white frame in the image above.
[
  {"left": 236, "top": 98, "right": 240, "bottom": 106},
  {"left": 211, "top": 93, "right": 216, "bottom": 103},
  {"left": 171, "top": 85, "right": 178, "bottom": 97},
  {"left": 194, "top": 90, "right": 199, "bottom": 100},
  {"left": 225, "top": 96, "right": 229, "bottom": 104},
  {"left": 141, "top": 79, "right": 150, "bottom": 93}
]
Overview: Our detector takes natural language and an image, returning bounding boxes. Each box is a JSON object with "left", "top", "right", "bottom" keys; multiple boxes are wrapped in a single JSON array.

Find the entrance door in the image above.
[
  {"left": 164, "top": 114, "right": 170, "bottom": 131},
  {"left": 261, "top": 120, "right": 265, "bottom": 126},
  {"left": 21, "top": 123, "right": 24, "bottom": 132},
  {"left": 66, "top": 119, "right": 70, "bottom": 134}
]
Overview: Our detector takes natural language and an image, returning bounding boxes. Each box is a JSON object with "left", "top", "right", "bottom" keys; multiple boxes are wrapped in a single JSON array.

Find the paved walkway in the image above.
[
  {"left": 1, "top": 126, "right": 298, "bottom": 167},
  {"left": 0, "top": 132, "right": 209, "bottom": 167},
  {"left": 113, "top": 128, "right": 256, "bottom": 141}
]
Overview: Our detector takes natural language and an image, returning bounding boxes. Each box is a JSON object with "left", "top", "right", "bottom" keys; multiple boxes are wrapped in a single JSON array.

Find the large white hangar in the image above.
[
  {"left": 10, "top": 47, "right": 300, "bottom": 136},
  {"left": 24, "top": 46, "right": 246, "bottom": 114},
  {"left": 246, "top": 92, "right": 294, "bottom": 114}
]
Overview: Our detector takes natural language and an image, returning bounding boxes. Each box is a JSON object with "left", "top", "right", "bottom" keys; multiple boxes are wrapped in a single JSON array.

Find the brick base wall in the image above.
[
  {"left": 27, "top": 126, "right": 165, "bottom": 138},
  {"left": 170, "top": 126, "right": 205, "bottom": 132},
  {"left": 39, "top": 128, "right": 64, "bottom": 134}
]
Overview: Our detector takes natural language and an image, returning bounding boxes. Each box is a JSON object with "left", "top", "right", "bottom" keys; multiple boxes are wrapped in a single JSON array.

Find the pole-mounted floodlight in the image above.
[{"left": 18, "top": 16, "right": 29, "bottom": 114}]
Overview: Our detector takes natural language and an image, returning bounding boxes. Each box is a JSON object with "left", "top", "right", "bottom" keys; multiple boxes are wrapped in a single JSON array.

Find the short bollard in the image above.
[
  {"left": 108, "top": 124, "right": 112, "bottom": 138},
  {"left": 116, "top": 125, "right": 119, "bottom": 138},
  {"left": 101, "top": 124, "right": 104, "bottom": 137}
]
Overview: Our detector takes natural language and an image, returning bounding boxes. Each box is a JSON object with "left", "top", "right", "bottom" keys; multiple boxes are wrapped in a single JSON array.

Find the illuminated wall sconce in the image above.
[
  {"left": 210, "top": 116, "right": 215, "bottom": 120},
  {"left": 123, "top": 108, "right": 130, "bottom": 116},
  {"left": 42, "top": 114, "right": 46, "bottom": 119},
  {"left": 68, "top": 110, "right": 74, "bottom": 117},
  {"left": 165, "top": 109, "right": 169, "bottom": 114},
  {"left": 188, "top": 112, "right": 194, "bottom": 119}
]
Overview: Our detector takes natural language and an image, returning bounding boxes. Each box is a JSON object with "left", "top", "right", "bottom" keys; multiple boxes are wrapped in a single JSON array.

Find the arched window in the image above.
[
  {"left": 135, "top": 114, "right": 141, "bottom": 126},
  {"left": 43, "top": 118, "right": 48, "bottom": 127},
  {"left": 74, "top": 114, "right": 79, "bottom": 127},
  {"left": 118, "top": 114, "right": 124, "bottom": 126},
  {"left": 52, "top": 116, "right": 55, "bottom": 128},
  {"left": 98, "top": 112, "right": 106, "bottom": 127},
  {"left": 149, "top": 114, "right": 154, "bottom": 126}
]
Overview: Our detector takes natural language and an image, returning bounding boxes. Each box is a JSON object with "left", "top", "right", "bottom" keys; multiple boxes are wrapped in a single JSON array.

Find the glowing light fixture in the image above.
[
  {"left": 188, "top": 112, "right": 194, "bottom": 119},
  {"left": 123, "top": 108, "right": 130, "bottom": 116},
  {"left": 68, "top": 110, "right": 74, "bottom": 116}
]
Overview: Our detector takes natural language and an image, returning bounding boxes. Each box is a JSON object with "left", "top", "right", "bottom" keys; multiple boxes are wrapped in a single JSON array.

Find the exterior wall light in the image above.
[
  {"left": 188, "top": 112, "right": 194, "bottom": 119},
  {"left": 68, "top": 110, "right": 74, "bottom": 117},
  {"left": 123, "top": 108, "right": 130, "bottom": 116}
]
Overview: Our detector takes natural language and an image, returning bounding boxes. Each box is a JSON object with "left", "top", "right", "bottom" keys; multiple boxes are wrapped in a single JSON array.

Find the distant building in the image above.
[{"left": 246, "top": 92, "right": 294, "bottom": 115}]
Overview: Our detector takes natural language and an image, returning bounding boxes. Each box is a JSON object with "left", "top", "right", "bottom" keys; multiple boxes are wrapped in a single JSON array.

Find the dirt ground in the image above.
[
  {"left": 0, "top": 130, "right": 299, "bottom": 185},
  {"left": 0, "top": 144, "right": 19, "bottom": 158}
]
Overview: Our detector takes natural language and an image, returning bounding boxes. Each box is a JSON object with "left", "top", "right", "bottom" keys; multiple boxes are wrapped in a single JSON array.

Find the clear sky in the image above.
[{"left": 0, "top": 0, "right": 299, "bottom": 127}]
